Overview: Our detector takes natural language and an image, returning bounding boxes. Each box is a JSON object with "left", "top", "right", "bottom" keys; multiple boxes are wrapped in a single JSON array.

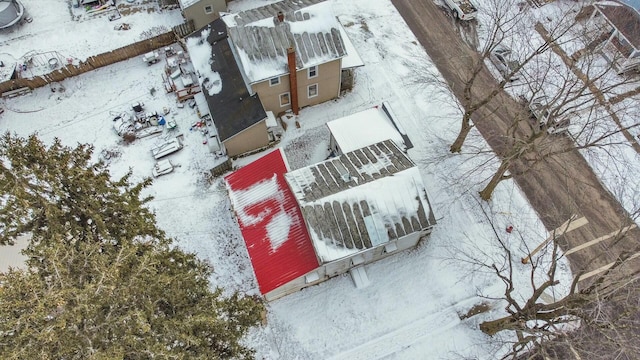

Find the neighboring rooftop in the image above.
[
  {"left": 0, "top": 0, "right": 24, "bottom": 29},
  {"left": 595, "top": 1, "right": 640, "bottom": 49},
  {"left": 223, "top": 0, "right": 347, "bottom": 83},
  {"left": 285, "top": 140, "right": 435, "bottom": 263},
  {"left": 177, "top": 0, "right": 198, "bottom": 8},
  {"left": 225, "top": 149, "right": 319, "bottom": 295},
  {"left": 327, "top": 106, "right": 408, "bottom": 154},
  {"left": 186, "top": 19, "right": 267, "bottom": 142}
]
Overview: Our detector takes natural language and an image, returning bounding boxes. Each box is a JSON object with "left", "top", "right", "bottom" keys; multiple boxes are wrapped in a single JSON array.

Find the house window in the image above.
[
  {"left": 307, "top": 83, "right": 318, "bottom": 98},
  {"left": 279, "top": 92, "right": 291, "bottom": 107},
  {"left": 269, "top": 77, "right": 280, "bottom": 86},
  {"left": 204, "top": 5, "right": 213, "bottom": 14},
  {"left": 308, "top": 65, "right": 318, "bottom": 79}
]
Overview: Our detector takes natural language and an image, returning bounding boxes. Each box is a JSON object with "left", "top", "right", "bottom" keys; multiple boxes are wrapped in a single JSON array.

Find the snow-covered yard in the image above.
[{"left": 0, "top": 0, "right": 598, "bottom": 358}]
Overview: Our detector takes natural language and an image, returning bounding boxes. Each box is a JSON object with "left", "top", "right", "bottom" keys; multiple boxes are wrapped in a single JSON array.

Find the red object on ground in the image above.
[
  {"left": 506, "top": 225, "right": 514, "bottom": 233},
  {"left": 224, "top": 149, "right": 318, "bottom": 295}
]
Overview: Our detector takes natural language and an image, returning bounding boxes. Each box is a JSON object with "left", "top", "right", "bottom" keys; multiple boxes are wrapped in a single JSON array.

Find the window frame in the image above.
[
  {"left": 204, "top": 5, "right": 213, "bottom": 14},
  {"left": 308, "top": 65, "right": 318, "bottom": 79},
  {"left": 269, "top": 77, "right": 280, "bottom": 87},
  {"left": 279, "top": 92, "right": 291, "bottom": 107},
  {"left": 307, "top": 83, "right": 318, "bottom": 99}
]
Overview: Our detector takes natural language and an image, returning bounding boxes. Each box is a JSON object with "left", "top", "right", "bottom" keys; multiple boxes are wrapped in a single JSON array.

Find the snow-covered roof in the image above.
[
  {"left": 284, "top": 140, "right": 435, "bottom": 263},
  {"left": 338, "top": 21, "right": 365, "bottom": 69},
  {"left": 224, "top": 0, "right": 347, "bottom": 84},
  {"left": 327, "top": 106, "right": 407, "bottom": 153},
  {"left": 225, "top": 149, "right": 319, "bottom": 295},
  {"left": 177, "top": 0, "right": 198, "bottom": 9}
]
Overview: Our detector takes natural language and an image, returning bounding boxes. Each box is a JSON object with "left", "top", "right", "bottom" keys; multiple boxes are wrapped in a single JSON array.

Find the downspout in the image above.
[{"left": 287, "top": 47, "right": 299, "bottom": 115}]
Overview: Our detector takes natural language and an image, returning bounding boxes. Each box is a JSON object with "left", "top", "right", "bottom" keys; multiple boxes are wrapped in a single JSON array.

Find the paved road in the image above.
[{"left": 391, "top": 0, "right": 640, "bottom": 282}]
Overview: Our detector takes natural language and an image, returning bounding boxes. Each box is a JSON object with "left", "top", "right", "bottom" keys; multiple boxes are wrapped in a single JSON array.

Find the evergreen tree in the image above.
[
  {"left": 0, "top": 133, "right": 161, "bottom": 248},
  {"left": 0, "top": 133, "right": 264, "bottom": 359}
]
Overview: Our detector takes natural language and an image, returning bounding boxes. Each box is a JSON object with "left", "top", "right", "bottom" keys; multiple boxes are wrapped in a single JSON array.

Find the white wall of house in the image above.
[
  {"left": 182, "top": 0, "right": 226, "bottom": 30},
  {"left": 263, "top": 228, "right": 433, "bottom": 301}
]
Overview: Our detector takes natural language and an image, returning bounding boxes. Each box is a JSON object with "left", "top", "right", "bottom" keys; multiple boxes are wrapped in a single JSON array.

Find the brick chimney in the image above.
[
  {"left": 287, "top": 47, "right": 299, "bottom": 115},
  {"left": 277, "top": 11, "right": 284, "bottom": 22}
]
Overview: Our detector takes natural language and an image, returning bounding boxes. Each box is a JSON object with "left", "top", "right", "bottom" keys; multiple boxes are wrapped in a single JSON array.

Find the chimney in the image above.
[
  {"left": 287, "top": 47, "right": 299, "bottom": 115},
  {"left": 277, "top": 11, "right": 284, "bottom": 22}
]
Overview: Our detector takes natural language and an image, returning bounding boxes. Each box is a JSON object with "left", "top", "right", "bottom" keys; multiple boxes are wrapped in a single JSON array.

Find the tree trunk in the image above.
[
  {"left": 479, "top": 315, "right": 523, "bottom": 336},
  {"left": 450, "top": 111, "right": 473, "bottom": 153},
  {"left": 479, "top": 160, "right": 510, "bottom": 201}
]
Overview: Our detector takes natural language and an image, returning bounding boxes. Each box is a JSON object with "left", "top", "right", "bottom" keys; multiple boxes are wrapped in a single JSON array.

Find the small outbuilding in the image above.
[
  {"left": 226, "top": 140, "right": 435, "bottom": 301},
  {"left": 327, "top": 102, "right": 413, "bottom": 156}
]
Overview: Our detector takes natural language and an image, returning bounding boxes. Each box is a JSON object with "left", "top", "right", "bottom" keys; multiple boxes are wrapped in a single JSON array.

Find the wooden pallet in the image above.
[{"left": 1, "top": 87, "right": 32, "bottom": 99}]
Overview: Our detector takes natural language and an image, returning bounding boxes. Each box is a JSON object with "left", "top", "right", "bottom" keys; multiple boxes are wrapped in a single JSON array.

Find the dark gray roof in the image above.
[
  {"left": 284, "top": 140, "right": 435, "bottom": 262},
  {"left": 187, "top": 19, "right": 267, "bottom": 142},
  {"left": 225, "top": 0, "right": 347, "bottom": 83}
]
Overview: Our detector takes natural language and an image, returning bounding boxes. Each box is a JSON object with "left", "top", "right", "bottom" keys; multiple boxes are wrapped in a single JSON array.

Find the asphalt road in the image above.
[{"left": 391, "top": 0, "right": 640, "bottom": 284}]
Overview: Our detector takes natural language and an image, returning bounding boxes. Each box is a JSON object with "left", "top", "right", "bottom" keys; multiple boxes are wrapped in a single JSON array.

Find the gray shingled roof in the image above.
[
  {"left": 230, "top": 0, "right": 327, "bottom": 26},
  {"left": 225, "top": 0, "right": 347, "bottom": 83},
  {"left": 284, "top": 140, "right": 435, "bottom": 263}
]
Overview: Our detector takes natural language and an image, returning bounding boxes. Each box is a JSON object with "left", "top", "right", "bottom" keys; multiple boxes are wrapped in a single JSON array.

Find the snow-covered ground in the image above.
[
  {"left": 0, "top": 0, "right": 184, "bottom": 80},
  {"left": 0, "top": 0, "right": 600, "bottom": 358}
]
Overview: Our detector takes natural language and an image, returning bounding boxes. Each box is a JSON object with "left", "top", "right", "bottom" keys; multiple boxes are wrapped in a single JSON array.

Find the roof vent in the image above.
[
  {"left": 341, "top": 173, "right": 351, "bottom": 182},
  {"left": 277, "top": 11, "right": 284, "bottom": 22}
]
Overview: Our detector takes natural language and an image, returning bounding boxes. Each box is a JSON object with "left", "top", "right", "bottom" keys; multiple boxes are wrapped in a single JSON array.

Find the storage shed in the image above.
[{"left": 226, "top": 141, "right": 436, "bottom": 301}]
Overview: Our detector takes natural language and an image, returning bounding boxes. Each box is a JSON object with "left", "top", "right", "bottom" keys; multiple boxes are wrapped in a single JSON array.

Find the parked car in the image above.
[
  {"left": 528, "top": 96, "right": 570, "bottom": 135},
  {"left": 142, "top": 51, "right": 160, "bottom": 66},
  {"left": 443, "top": 0, "right": 478, "bottom": 20},
  {"left": 490, "top": 47, "right": 521, "bottom": 81}
]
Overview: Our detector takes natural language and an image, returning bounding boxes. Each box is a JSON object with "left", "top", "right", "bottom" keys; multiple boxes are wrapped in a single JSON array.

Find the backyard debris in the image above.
[
  {"left": 152, "top": 159, "right": 175, "bottom": 177},
  {"left": 114, "top": 23, "right": 130, "bottom": 30},
  {"left": 151, "top": 136, "right": 183, "bottom": 159}
]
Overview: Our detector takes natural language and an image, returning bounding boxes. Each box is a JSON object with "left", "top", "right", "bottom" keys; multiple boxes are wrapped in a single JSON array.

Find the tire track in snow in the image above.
[{"left": 327, "top": 297, "right": 479, "bottom": 360}]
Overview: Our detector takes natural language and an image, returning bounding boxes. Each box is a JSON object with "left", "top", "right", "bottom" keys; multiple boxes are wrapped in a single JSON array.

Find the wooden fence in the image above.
[
  {"left": 209, "top": 159, "right": 232, "bottom": 178},
  {"left": 0, "top": 31, "right": 179, "bottom": 94}
]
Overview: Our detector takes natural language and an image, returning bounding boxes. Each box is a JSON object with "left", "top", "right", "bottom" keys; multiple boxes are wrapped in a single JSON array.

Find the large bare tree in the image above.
[{"left": 460, "top": 205, "right": 640, "bottom": 359}]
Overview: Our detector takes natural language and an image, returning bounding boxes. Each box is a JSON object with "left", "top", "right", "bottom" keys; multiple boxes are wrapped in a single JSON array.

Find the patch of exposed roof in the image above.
[
  {"left": 284, "top": 140, "right": 435, "bottom": 263},
  {"left": 224, "top": 0, "right": 347, "bottom": 83},
  {"left": 186, "top": 19, "right": 267, "bottom": 142},
  {"left": 596, "top": 1, "right": 640, "bottom": 49}
]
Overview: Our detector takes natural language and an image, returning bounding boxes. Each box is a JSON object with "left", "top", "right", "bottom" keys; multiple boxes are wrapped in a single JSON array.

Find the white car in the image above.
[{"left": 490, "top": 47, "right": 521, "bottom": 82}]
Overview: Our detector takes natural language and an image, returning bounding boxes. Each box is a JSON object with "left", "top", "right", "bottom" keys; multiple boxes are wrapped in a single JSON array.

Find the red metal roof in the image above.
[{"left": 224, "top": 149, "right": 319, "bottom": 295}]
